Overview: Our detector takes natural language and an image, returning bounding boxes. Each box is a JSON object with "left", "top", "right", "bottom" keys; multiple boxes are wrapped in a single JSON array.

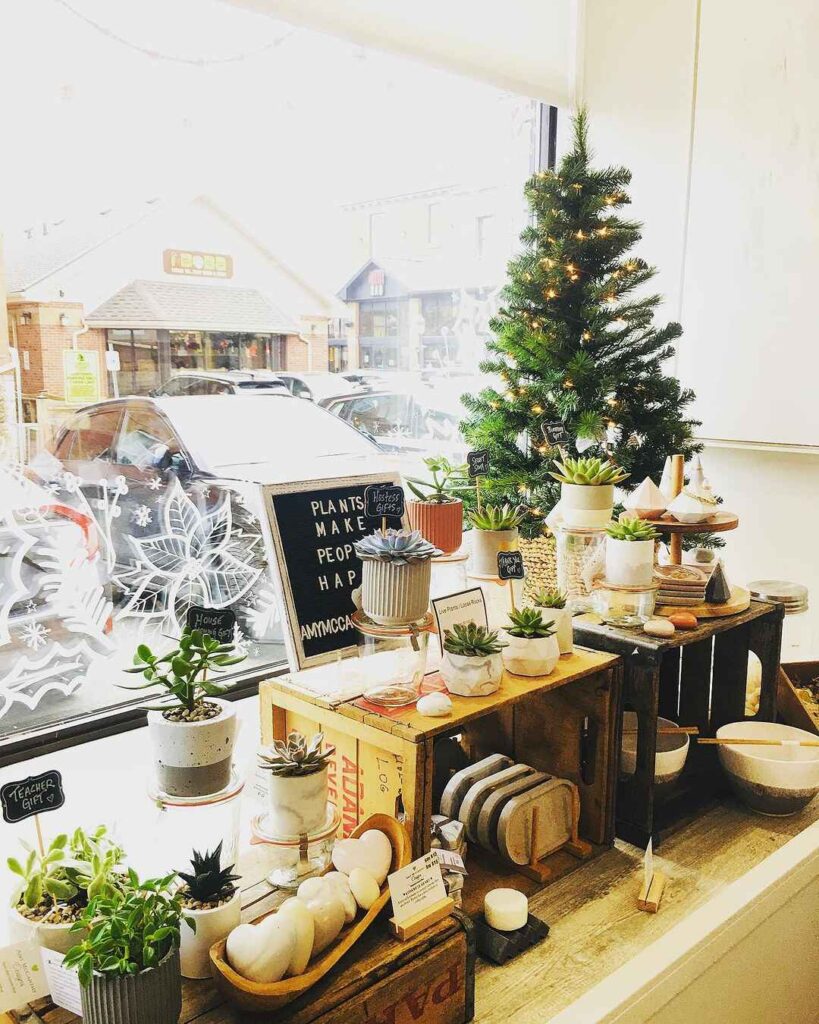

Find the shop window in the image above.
[
  {"left": 360, "top": 300, "right": 400, "bottom": 338},
  {"left": 421, "top": 293, "right": 456, "bottom": 336}
]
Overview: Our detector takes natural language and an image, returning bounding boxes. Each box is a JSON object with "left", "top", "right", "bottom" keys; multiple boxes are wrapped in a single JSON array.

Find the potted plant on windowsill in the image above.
[
  {"left": 405, "top": 456, "right": 469, "bottom": 555},
  {"left": 178, "top": 842, "right": 241, "bottom": 980},
  {"left": 605, "top": 517, "right": 659, "bottom": 587},
  {"left": 549, "top": 456, "right": 629, "bottom": 529},
  {"left": 64, "top": 871, "right": 188, "bottom": 1024},
  {"left": 501, "top": 607, "right": 559, "bottom": 677},
  {"left": 467, "top": 503, "right": 528, "bottom": 576},
  {"left": 7, "top": 827, "right": 125, "bottom": 954},
  {"left": 354, "top": 530, "right": 440, "bottom": 626},
  {"left": 258, "top": 731, "right": 335, "bottom": 839},
  {"left": 441, "top": 622, "right": 506, "bottom": 697},
  {"left": 124, "top": 629, "right": 246, "bottom": 799},
  {"left": 532, "top": 588, "right": 573, "bottom": 655}
]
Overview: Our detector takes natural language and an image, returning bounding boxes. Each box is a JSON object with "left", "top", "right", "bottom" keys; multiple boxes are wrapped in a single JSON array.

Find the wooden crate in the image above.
[
  {"left": 574, "top": 600, "right": 784, "bottom": 848},
  {"left": 261, "top": 647, "right": 622, "bottom": 890},
  {"left": 778, "top": 662, "right": 819, "bottom": 734}
]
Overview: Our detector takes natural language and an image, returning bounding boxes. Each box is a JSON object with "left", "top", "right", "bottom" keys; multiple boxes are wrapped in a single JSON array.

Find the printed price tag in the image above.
[
  {"left": 466, "top": 449, "right": 490, "bottom": 478},
  {"left": 364, "top": 484, "right": 405, "bottom": 520},
  {"left": 388, "top": 852, "right": 448, "bottom": 925},
  {"left": 497, "top": 550, "right": 525, "bottom": 580},
  {"left": 41, "top": 949, "right": 83, "bottom": 1016},
  {"left": 1, "top": 770, "right": 64, "bottom": 825},
  {"left": 432, "top": 848, "right": 467, "bottom": 874},
  {"left": 0, "top": 941, "right": 50, "bottom": 1012}
]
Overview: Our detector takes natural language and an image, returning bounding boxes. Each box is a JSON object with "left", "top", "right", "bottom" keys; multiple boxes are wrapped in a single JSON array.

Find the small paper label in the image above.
[
  {"left": 41, "top": 949, "right": 83, "bottom": 1016},
  {"left": 431, "top": 588, "right": 488, "bottom": 656},
  {"left": 388, "top": 852, "right": 448, "bottom": 925},
  {"left": 251, "top": 763, "right": 271, "bottom": 805},
  {"left": 0, "top": 941, "right": 50, "bottom": 1013},
  {"left": 432, "top": 849, "right": 467, "bottom": 875}
]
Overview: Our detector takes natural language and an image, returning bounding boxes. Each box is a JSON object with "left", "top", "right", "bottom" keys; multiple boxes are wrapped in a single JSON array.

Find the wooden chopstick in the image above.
[
  {"left": 623, "top": 726, "right": 699, "bottom": 735},
  {"left": 697, "top": 737, "right": 819, "bottom": 747}
]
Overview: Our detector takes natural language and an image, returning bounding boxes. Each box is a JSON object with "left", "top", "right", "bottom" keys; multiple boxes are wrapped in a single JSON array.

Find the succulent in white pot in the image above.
[
  {"left": 549, "top": 456, "right": 629, "bottom": 529},
  {"left": 177, "top": 842, "right": 241, "bottom": 980},
  {"left": 7, "top": 827, "right": 125, "bottom": 954},
  {"left": 532, "top": 588, "right": 573, "bottom": 655},
  {"left": 605, "top": 518, "right": 659, "bottom": 587},
  {"left": 501, "top": 608, "right": 560, "bottom": 677},
  {"left": 124, "top": 629, "right": 246, "bottom": 799},
  {"left": 354, "top": 529, "right": 440, "bottom": 626},
  {"left": 467, "top": 503, "right": 529, "bottom": 576},
  {"left": 441, "top": 622, "right": 506, "bottom": 697},
  {"left": 258, "top": 730, "right": 335, "bottom": 838}
]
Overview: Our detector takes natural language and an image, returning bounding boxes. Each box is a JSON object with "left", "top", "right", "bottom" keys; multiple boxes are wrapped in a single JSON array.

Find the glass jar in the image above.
[
  {"left": 353, "top": 610, "right": 433, "bottom": 706},
  {"left": 749, "top": 581, "right": 811, "bottom": 660},
  {"left": 252, "top": 803, "right": 340, "bottom": 889},
  {"left": 554, "top": 525, "right": 606, "bottom": 611},
  {"left": 593, "top": 582, "right": 658, "bottom": 627},
  {"left": 430, "top": 550, "right": 469, "bottom": 600}
]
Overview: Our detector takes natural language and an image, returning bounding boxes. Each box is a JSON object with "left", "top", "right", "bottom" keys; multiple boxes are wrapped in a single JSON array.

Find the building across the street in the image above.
[{"left": 4, "top": 195, "right": 345, "bottom": 443}]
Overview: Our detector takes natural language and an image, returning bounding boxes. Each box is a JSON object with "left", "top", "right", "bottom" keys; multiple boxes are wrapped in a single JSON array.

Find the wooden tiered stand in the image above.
[
  {"left": 574, "top": 600, "right": 784, "bottom": 848},
  {"left": 260, "top": 648, "right": 622, "bottom": 909}
]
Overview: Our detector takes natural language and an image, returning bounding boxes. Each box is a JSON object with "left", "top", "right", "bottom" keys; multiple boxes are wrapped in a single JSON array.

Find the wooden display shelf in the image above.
[
  {"left": 261, "top": 647, "right": 622, "bottom": 883},
  {"left": 640, "top": 511, "right": 739, "bottom": 534},
  {"left": 574, "top": 600, "right": 783, "bottom": 848}
]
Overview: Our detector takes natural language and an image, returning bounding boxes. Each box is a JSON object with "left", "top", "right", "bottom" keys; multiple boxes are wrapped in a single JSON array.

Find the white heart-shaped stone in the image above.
[
  {"left": 417, "top": 692, "right": 453, "bottom": 717},
  {"left": 226, "top": 915, "right": 295, "bottom": 983},
  {"left": 276, "top": 897, "right": 314, "bottom": 977},
  {"left": 331, "top": 829, "right": 392, "bottom": 886},
  {"left": 324, "top": 871, "right": 357, "bottom": 923},
  {"left": 348, "top": 867, "right": 380, "bottom": 911},
  {"left": 296, "top": 877, "right": 346, "bottom": 956}
]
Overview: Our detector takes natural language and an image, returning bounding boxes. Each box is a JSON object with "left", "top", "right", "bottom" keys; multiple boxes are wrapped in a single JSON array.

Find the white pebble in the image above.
[
  {"left": 417, "top": 692, "right": 453, "bottom": 717},
  {"left": 644, "top": 618, "right": 675, "bottom": 638}
]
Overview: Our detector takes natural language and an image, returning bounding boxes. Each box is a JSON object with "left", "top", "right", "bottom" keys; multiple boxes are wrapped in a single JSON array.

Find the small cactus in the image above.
[{"left": 549, "top": 456, "right": 629, "bottom": 486}]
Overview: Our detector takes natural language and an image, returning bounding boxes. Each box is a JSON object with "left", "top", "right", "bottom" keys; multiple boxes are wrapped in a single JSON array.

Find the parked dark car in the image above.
[{"left": 151, "top": 369, "right": 289, "bottom": 396}]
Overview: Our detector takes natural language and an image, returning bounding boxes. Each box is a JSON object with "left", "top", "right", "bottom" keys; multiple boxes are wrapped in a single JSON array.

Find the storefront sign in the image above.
[
  {"left": 63, "top": 350, "right": 101, "bottom": 406},
  {"left": 163, "top": 249, "right": 233, "bottom": 278},
  {"left": 1, "top": 770, "right": 65, "bottom": 824},
  {"left": 264, "top": 474, "right": 405, "bottom": 670}
]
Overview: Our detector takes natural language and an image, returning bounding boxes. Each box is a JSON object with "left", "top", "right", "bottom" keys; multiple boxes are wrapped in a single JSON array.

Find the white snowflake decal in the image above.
[
  {"left": 146, "top": 476, "right": 163, "bottom": 491},
  {"left": 132, "top": 505, "right": 153, "bottom": 528},
  {"left": 20, "top": 622, "right": 51, "bottom": 650}
]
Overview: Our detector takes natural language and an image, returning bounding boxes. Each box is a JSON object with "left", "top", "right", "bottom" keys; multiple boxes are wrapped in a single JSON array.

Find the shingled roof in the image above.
[{"left": 86, "top": 279, "right": 298, "bottom": 334}]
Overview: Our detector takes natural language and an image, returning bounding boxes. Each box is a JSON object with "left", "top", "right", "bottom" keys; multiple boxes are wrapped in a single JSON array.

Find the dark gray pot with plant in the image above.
[
  {"left": 123, "top": 628, "right": 246, "bottom": 798},
  {"left": 65, "top": 871, "right": 188, "bottom": 1024}
]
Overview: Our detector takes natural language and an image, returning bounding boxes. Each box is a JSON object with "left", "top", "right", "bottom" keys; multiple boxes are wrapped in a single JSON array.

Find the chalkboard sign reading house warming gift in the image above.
[
  {"left": 542, "top": 420, "right": 571, "bottom": 446},
  {"left": 264, "top": 474, "right": 405, "bottom": 670},
  {"left": 497, "top": 550, "right": 525, "bottom": 580},
  {"left": 1, "top": 770, "right": 65, "bottom": 824},
  {"left": 186, "top": 606, "right": 236, "bottom": 644}
]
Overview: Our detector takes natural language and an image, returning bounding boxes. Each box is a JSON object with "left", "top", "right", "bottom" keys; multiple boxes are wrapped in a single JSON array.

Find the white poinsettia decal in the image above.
[{"left": 118, "top": 480, "right": 262, "bottom": 630}]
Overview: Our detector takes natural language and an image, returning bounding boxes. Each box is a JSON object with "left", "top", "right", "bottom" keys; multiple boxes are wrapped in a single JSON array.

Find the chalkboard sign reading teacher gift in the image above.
[
  {"left": 265, "top": 474, "right": 404, "bottom": 670},
  {"left": 2, "top": 770, "right": 65, "bottom": 825}
]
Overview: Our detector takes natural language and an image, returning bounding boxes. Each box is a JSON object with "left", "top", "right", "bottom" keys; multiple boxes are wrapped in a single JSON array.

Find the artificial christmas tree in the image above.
[{"left": 461, "top": 110, "right": 702, "bottom": 537}]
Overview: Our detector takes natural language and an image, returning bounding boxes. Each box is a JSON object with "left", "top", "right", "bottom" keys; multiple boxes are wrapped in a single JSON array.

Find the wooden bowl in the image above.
[{"left": 209, "top": 814, "right": 411, "bottom": 1013}]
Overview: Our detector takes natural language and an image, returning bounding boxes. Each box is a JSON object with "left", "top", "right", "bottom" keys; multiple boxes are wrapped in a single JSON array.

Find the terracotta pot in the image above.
[{"left": 406, "top": 500, "right": 463, "bottom": 555}]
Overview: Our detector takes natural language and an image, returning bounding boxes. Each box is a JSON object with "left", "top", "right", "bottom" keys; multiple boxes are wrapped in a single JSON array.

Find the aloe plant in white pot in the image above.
[
  {"left": 441, "top": 622, "right": 507, "bottom": 697},
  {"left": 177, "top": 843, "right": 241, "bottom": 980},
  {"left": 467, "top": 503, "right": 528, "bottom": 576},
  {"left": 354, "top": 529, "right": 440, "bottom": 626},
  {"left": 531, "top": 588, "right": 573, "bottom": 655},
  {"left": 605, "top": 517, "right": 659, "bottom": 587},
  {"left": 124, "top": 629, "right": 246, "bottom": 799},
  {"left": 549, "top": 456, "right": 629, "bottom": 528},
  {"left": 258, "top": 730, "right": 335, "bottom": 838},
  {"left": 501, "top": 607, "right": 560, "bottom": 677}
]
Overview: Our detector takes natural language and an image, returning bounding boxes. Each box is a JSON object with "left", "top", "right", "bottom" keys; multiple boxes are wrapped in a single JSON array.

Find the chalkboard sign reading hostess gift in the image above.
[
  {"left": 265, "top": 474, "right": 405, "bottom": 669},
  {"left": 364, "top": 484, "right": 405, "bottom": 520},
  {"left": 497, "top": 550, "right": 525, "bottom": 580},
  {"left": 1, "top": 770, "right": 65, "bottom": 825}
]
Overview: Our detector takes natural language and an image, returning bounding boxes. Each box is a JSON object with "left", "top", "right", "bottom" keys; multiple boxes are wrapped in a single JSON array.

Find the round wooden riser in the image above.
[
  {"left": 639, "top": 512, "right": 739, "bottom": 535},
  {"left": 656, "top": 585, "right": 751, "bottom": 619}
]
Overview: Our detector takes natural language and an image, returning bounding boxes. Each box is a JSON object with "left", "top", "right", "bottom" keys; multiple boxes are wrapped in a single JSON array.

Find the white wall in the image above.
[{"left": 582, "top": 0, "right": 819, "bottom": 654}]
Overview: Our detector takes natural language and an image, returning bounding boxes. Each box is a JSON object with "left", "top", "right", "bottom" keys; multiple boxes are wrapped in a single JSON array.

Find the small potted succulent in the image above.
[
  {"left": 406, "top": 456, "right": 468, "bottom": 555},
  {"left": 501, "top": 607, "right": 559, "bottom": 677},
  {"left": 549, "top": 456, "right": 629, "bottom": 528},
  {"left": 354, "top": 529, "right": 440, "bottom": 626},
  {"left": 532, "top": 588, "right": 573, "bottom": 655},
  {"left": 441, "top": 622, "right": 507, "bottom": 697},
  {"left": 258, "top": 730, "right": 335, "bottom": 838},
  {"left": 467, "top": 503, "right": 528, "bottom": 576},
  {"left": 124, "top": 629, "right": 246, "bottom": 799},
  {"left": 177, "top": 842, "right": 241, "bottom": 980},
  {"left": 605, "top": 517, "right": 659, "bottom": 587},
  {"left": 64, "top": 871, "right": 187, "bottom": 1024},
  {"left": 7, "top": 827, "right": 125, "bottom": 953}
]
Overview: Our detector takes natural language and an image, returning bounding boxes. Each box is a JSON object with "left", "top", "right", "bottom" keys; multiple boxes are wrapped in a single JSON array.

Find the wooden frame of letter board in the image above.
[{"left": 263, "top": 472, "right": 405, "bottom": 672}]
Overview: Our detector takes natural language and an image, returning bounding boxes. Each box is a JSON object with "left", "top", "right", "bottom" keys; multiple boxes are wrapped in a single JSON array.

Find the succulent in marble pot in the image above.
[
  {"left": 258, "top": 732, "right": 335, "bottom": 839},
  {"left": 502, "top": 608, "right": 559, "bottom": 677},
  {"left": 441, "top": 622, "right": 506, "bottom": 697}
]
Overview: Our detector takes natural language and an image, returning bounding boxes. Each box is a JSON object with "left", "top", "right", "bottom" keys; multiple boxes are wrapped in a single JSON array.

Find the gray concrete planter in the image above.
[
  {"left": 81, "top": 946, "right": 182, "bottom": 1024},
  {"left": 148, "top": 698, "right": 236, "bottom": 798},
  {"left": 470, "top": 528, "right": 519, "bottom": 576}
]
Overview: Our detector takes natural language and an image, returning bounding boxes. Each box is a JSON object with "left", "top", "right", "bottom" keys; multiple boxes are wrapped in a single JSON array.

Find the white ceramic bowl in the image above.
[
  {"left": 717, "top": 721, "right": 819, "bottom": 816},
  {"left": 621, "top": 712, "right": 689, "bottom": 786}
]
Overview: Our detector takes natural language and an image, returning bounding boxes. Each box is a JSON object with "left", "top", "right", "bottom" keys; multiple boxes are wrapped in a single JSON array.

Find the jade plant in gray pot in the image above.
[
  {"left": 354, "top": 529, "right": 440, "bottom": 626},
  {"left": 64, "top": 871, "right": 189, "bottom": 1024},
  {"left": 123, "top": 629, "right": 246, "bottom": 798}
]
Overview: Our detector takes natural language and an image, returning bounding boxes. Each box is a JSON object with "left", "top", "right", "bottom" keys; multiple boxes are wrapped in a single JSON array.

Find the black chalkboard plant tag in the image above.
[
  {"left": 497, "top": 550, "right": 525, "bottom": 613},
  {"left": 186, "top": 606, "right": 236, "bottom": 645},
  {"left": 364, "top": 483, "right": 405, "bottom": 535},
  {"left": 466, "top": 449, "right": 490, "bottom": 513},
  {"left": 1, "top": 769, "right": 65, "bottom": 856},
  {"left": 542, "top": 420, "right": 571, "bottom": 447}
]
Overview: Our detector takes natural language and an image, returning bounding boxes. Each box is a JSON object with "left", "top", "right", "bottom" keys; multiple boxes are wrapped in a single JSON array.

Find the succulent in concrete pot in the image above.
[
  {"left": 550, "top": 456, "right": 629, "bottom": 529},
  {"left": 441, "top": 622, "right": 506, "bottom": 697},
  {"left": 355, "top": 529, "right": 440, "bottom": 626},
  {"left": 502, "top": 607, "right": 559, "bottom": 677},
  {"left": 467, "top": 503, "right": 528, "bottom": 576},
  {"left": 177, "top": 842, "right": 241, "bottom": 980},
  {"left": 605, "top": 518, "right": 659, "bottom": 587},
  {"left": 258, "top": 731, "right": 335, "bottom": 839}
]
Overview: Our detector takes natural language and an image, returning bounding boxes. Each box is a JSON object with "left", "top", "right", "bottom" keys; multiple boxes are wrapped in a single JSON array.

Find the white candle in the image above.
[{"left": 484, "top": 888, "right": 528, "bottom": 932}]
